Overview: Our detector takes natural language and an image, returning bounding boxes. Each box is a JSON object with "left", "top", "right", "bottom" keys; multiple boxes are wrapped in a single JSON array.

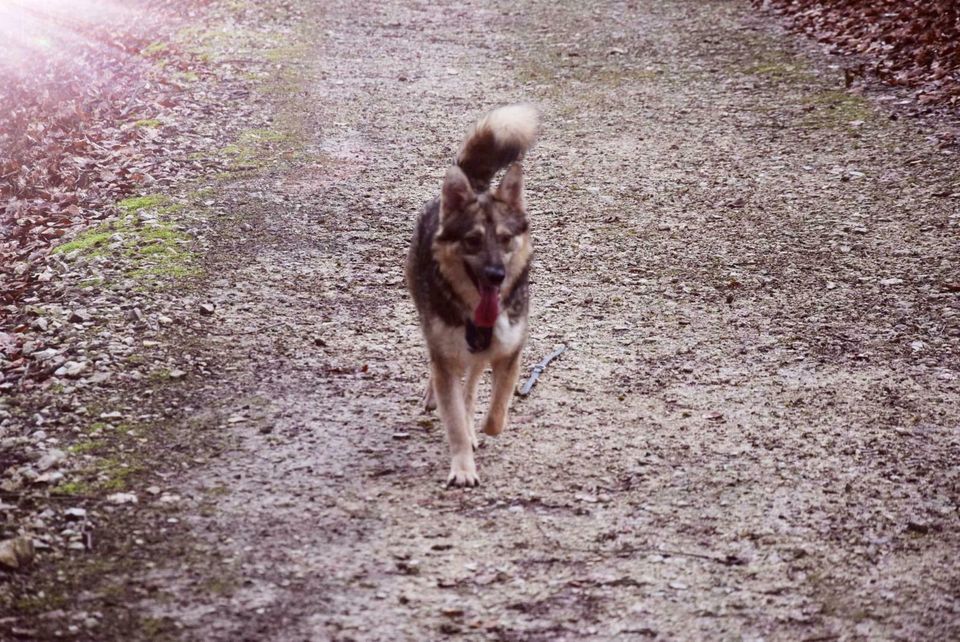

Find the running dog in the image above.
[{"left": 406, "top": 104, "right": 539, "bottom": 487}]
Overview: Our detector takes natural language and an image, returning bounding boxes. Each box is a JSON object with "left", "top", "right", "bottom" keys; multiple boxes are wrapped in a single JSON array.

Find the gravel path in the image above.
[{"left": 95, "top": 0, "right": 960, "bottom": 639}]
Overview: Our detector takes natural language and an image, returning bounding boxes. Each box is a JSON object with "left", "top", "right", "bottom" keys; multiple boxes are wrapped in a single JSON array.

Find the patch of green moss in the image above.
[
  {"left": 51, "top": 480, "right": 91, "bottom": 496},
  {"left": 225, "top": 0, "right": 252, "bottom": 13},
  {"left": 203, "top": 576, "right": 237, "bottom": 594},
  {"left": 149, "top": 368, "right": 173, "bottom": 382},
  {"left": 118, "top": 194, "right": 170, "bottom": 214},
  {"left": 177, "top": 23, "right": 271, "bottom": 66},
  {"left": 241, "top": 128, "right": 290, "bottom": 144},
  {"left": 122, "top": 222, "right": 190, "bottom": 261},
  {"left": 133, "top": 118, "right": 162, "bottom": 128},
  {"left": 55, "top": 195, "right": 199, "bottom": 284},
  {"left": 52, "top": 230, "right": 112, "bottom": 255},
  {"left": 746, "top": 60, "right": 810, "bottom": 81},
  {"left": 207, "top": 485, "right": 230, "bottom": 496},
  {"left": 174, "top": 71, "right": 199, "bottom": 83},
  {"left": 139, "top": 617, "right": 177, "bottom": 639},
  {"left": 68, "top": 440, "right": 104, "bottom": 455},
  {"left": 219, "top": 127, "right": 297, "bottom": 172},
  {"left": 265, "top": 44, "right": 308, "bottom": 62},
  {"left": 86, "top": 421, "right": 109, "bottom": 434},
  {"left": 97, "top": 458, "right": 144, "bottom": 491},
  {"left": 158, "top": 202, "right": 185, "bottom": 215},
  {"left": 129, "top": 263, "right": 202, "bottom": 281},
  {"left": 14, "top": 591, "right": 67, "bottom": 614},
  {"left": 801, "top": 90, "right": 872, "bottom": 129},
  {"left": 142, "top": 41, "right": 168, "bottom": 56},
  {"left": 190, "top": 187, "right": 216, "bottom": 200}
]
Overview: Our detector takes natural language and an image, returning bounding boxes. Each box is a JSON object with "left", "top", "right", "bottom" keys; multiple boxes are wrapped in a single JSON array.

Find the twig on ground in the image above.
[{"left": 517, "top": 344, "right": 566, "bottom": 396}]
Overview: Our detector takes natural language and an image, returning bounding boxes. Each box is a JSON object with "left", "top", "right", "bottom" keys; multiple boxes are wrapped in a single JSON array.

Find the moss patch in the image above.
[
  {"left": 142, "top": 41, "right": 168, "bottom": 56},
  {"left": 14, "top": 591, "right": 67, "bottom": 615},
  {"left": 746, "top": 60, "right": 811, "bottom": 82},
  {"left": 68, "top": 439, "right": 104, "bottom": 455},
  {"left": 118, "top": 194, "right": 170, "bottom": 213},
  {"left": 149, "top": 368, "right": 175, "bottom": 383},
  {"left": 51, "top": 230, "right": 113, "bottom": 256},
  {"left": 53, "top": 194, "right": 200, "bottom": 284},
  {"left": 801, "top": 90, "right": 872, "bottom": 129},
  {"left": 96, "top": 458, "right": 145, "bottom": 492},
  {"left": 218, "top": 126, "right": 298, "bottom": 173},
  {"left": 175, "top": 71, "right": 199, "bottom": 83},
  {"left": 51, "top": 480, "right": 92, "bottom": 496}
]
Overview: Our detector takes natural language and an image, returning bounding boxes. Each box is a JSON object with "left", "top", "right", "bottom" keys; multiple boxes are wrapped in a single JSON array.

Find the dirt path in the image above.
[{"left": 108, "top": 0, "right": 960, "bottom": 639}]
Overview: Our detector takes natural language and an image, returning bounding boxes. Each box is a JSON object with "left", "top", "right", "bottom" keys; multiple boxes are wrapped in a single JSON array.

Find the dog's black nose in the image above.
[{"left": 484, "top": 264, "right": 506, "bottom": 285}]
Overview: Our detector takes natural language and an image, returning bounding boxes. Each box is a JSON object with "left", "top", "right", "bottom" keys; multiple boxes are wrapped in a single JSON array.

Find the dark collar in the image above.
[{"left": 465, "top": 320, "right": 493, "bottom": 353}]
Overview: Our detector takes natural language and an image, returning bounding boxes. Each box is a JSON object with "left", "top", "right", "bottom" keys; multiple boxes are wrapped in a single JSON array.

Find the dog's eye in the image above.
[
  {"left": 461, "top": 235, "right": 482, "bottom": 253},
  {"left": 498, "top": 234, "right": 513, "bottom": 249}
]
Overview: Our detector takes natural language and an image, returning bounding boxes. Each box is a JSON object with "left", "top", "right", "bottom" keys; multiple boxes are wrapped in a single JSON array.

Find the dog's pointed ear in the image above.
[
  {"left": 496, "top": 163, "right": 524, "bottom": 211},
  {"left": 441, "top": 166, "right": 475, "bottom": 222}
]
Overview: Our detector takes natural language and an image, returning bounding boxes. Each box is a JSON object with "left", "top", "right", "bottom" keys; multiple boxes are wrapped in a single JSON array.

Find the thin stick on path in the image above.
[{"left": 517, "top": 344, "right": 566, "bottom": 396}]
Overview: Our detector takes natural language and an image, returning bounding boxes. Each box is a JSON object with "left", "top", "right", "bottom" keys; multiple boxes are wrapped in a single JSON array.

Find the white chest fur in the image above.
[{"left": 492, "top": 311, "right": 526, "bottom": 356}]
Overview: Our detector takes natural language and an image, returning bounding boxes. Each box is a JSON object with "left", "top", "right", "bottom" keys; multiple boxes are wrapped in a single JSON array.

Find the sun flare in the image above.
[{"left": 0, "top": 0, "right": 147, "bottom": 73}]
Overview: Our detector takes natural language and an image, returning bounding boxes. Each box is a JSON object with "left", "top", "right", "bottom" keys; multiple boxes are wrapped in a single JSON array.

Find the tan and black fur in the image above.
[{"left": 406, "top": 104, "right": 538, "bottom": 486}]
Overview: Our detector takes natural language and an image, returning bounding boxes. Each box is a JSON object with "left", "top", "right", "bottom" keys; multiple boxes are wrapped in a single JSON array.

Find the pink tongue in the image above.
[{"left": 474, "top": 286, "right": 500, "bottom": 328}]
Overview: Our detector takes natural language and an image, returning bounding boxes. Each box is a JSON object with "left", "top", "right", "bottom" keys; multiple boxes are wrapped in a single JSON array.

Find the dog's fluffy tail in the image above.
[{"left": 457, "top": 104, "right": 539, "bottom": 192}]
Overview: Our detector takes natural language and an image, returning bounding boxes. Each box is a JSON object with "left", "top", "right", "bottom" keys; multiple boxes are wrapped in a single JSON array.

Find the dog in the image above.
[{"left": 406, "top": 104, "right": 539, "bottom": 487}]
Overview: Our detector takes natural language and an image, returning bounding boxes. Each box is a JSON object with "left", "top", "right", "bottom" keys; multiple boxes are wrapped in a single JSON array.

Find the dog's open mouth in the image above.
[{"left": 475, "top": 284, "right": 500, "bottom": 328}]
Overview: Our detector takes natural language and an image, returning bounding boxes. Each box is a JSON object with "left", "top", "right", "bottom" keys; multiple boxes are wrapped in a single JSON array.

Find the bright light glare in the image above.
[{"left": 0, "top": 0, "right": 146, "bottom": 73}]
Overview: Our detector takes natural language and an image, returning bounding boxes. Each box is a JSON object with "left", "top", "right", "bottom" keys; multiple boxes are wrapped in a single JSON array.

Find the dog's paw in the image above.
[{"left": 447, "top": 454, "right": 479, "bottom": 488}]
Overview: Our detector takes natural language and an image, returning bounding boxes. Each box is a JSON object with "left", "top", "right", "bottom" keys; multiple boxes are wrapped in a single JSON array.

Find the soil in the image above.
[{"left": 4, "top": 0, "right": 960, "bottom": 640}]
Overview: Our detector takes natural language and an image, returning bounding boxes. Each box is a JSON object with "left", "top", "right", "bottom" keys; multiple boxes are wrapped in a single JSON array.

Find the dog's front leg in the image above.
[
  {"left": 482, "top": 350, "right": 521, "bottom": 437},
  {"left": 463, "top": 360, "right": 485, "bottom": 450},
  {"left": 422, "top": 373, "right": 437, "bottom": 411},
  {"left": 432, "top": 359, "right": 479, "bottom": 487}
]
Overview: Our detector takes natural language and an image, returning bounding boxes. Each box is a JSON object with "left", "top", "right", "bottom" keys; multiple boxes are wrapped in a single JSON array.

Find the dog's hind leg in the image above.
[
  {"left": 432, "top": 359, "right": 479, "bottom": 487},
  {"left": 422, "top": 374, "right": 437, "bottom": 411},
  {"left": 463, "top": 360, "right": 485, "bottom": 449},
  {"left": 482, "top": 350, "right": 521, "bottom": 437}
]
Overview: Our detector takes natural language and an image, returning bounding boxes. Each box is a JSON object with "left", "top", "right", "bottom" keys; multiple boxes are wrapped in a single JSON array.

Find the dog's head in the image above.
[{"left": 433, "top": 163, "right": 531, "bottom": 327}]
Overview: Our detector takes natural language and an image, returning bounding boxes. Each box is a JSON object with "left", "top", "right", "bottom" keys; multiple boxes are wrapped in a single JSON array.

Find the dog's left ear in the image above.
[
  {"left": 441, "top": 166, "right": 475, "bottom": 222},
  {"left": 496, "top": 163, "right": 524, "bottom": 211}
]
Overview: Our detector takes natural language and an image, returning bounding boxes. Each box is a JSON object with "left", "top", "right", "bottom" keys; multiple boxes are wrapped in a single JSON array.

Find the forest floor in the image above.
[{"left": 2, "top": 0, "right": 959, "bottom": 640}]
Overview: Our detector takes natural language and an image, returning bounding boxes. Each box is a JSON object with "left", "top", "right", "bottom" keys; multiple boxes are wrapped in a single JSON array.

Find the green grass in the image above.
[
  {"left": 53, "top": 194, "right": 199, "bottom": 284},
  {"left": 118, "top": 194, "right": 169, "bottom": 213},
  {"left": 68, "top": 440, "right": 103, "bottom": 455},
  {"left": 218, "top": 127, "right": 298, "bottom": 172},
  {"left": 51, "top": 480, "right": 92, "bottom": 496},
  {"left": 149, "top": 368, "right": 173, "bottom": 382},
  {"left": 52, "top": 230, "right": 113, "bottom": 255},
  {"left": 142, "top": 41, "right": 168, "bottom": 56},
  {"left": 97, "top": 458, "right": 144, "bottom": 491},
  {"left": 174, "top": 71, "right": 199, "bottom": 83},
  {"left": 265, "top": 44, "right": 308, "bottom": 62},
  {"left": 14, "top": 592, "right": 67, "bottom": 614},
  {"left": 802, "top": 90, "right": 872, "bottom": 129},
  {"left": 746, "top": 60, "right": 811, "bottom": 81}
]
